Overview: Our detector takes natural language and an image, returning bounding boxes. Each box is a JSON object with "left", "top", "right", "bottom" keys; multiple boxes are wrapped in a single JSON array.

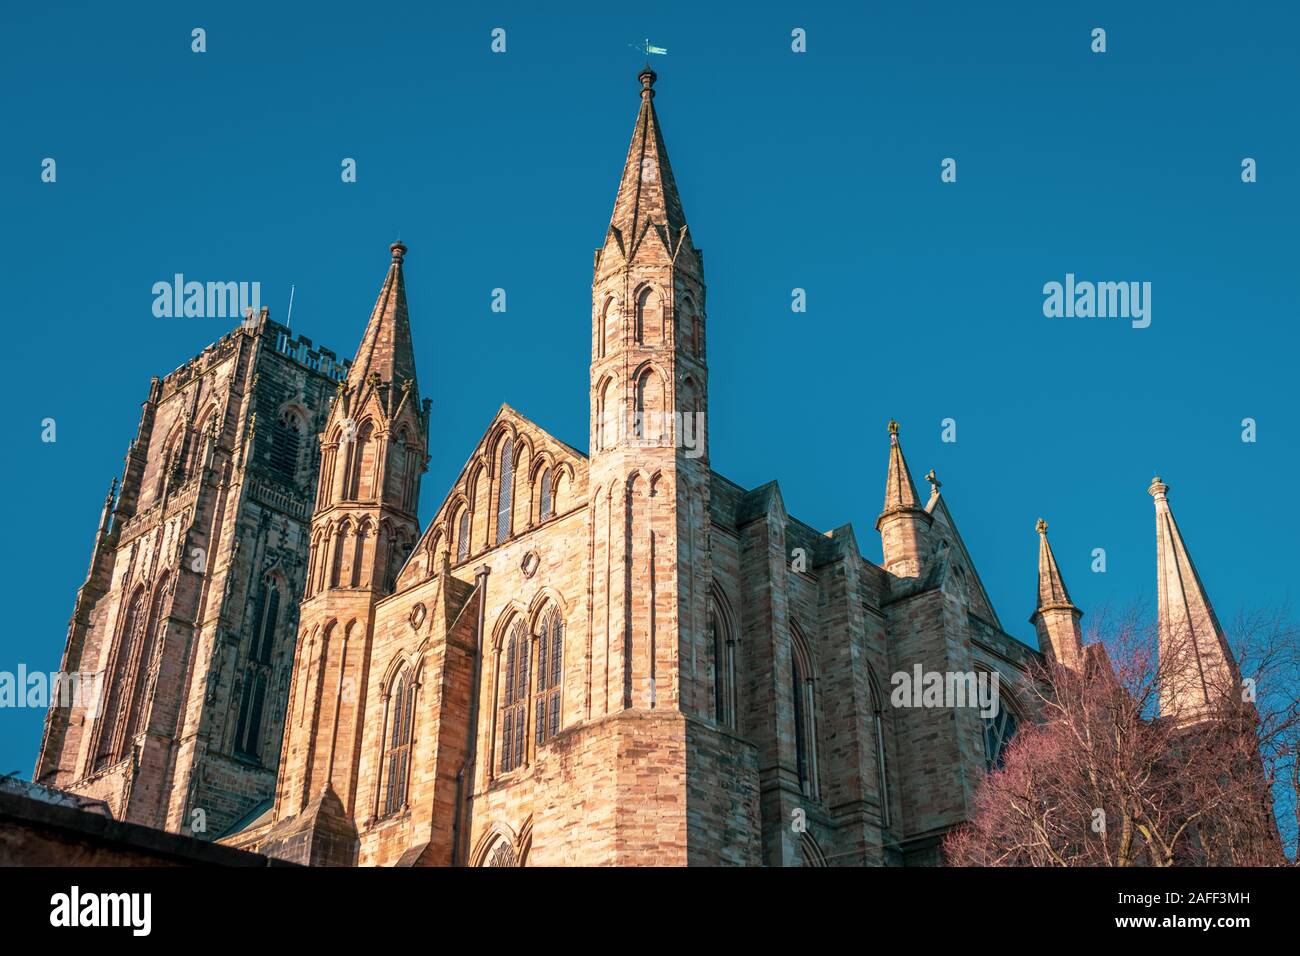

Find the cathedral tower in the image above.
[
  {"left": 266, "top": 242, "right": 428, "bottom": 863},
  {"left": 587, "top": 66, "right": 711, "bottom": 719},
  {"left": 35, "top": 310, "right": 347, "bottom": 837}
]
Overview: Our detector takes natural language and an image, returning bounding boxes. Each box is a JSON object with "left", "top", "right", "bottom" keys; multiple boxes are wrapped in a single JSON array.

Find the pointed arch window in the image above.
[
  {"left": 383, "top": 669, "right": 417, "bottom": 814},
  {"left": 486, "top": 839, "right": 517, "bottom": 867},
  {"left": 499, "top": 620, "right": 529, "bottom": 773},
  {"left": 123, "top": 577, "right": 168, "bottom": 742},
  {"left": 495, "top": 437, "right": 515, "bottom": 545},
  {"left": 980, "top": 674, "right": 1020, "bottom": 771},
  {"left": 233, "top": 669, "right": 268, "bottom": 758},
  {"left": 95, "top": 587, "right": 148, "bottom": 770},
  {"left": 538, "top": 467, "right": 553, "bottom": 522},
  {"left": 868, "top": 672, "right": 890, "bottom": 828},
  {"left": 534, "top": 610, "right": 564, "bottom": 746},
  {"left": 710, "top": 595, "right": 737, "bottom": 730},
  {"left": 456, "top": 508, "right": 471, "bottom": 562},
  {"left": 250, "top": 577, "right": 280, "bottom": 665},
  {"left": 270, "top": 409, "right": 302, "bottom": 481},
  {"left": 790, "top": 625, "right": 820, "bottom": 801}
]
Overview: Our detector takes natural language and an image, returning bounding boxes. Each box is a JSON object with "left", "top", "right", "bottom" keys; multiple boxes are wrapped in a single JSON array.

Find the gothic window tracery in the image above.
[
  {"left": 498, "top": 620, "right": 528, "bottom": 773},
  {"left": 486, "top": 839, "right": 517, "bottom": 867},
  {"left": 980, "top": 674, "right": 1020, "bottom": 771},
  {"left": 534, "top": 609, "right": 564, "bottom": 746},
  {"left": 382, "top": 668, "right": 417, "bottom": 814},
  {"left": 94, "top": 585, "right": 148, "bottom": 770}
]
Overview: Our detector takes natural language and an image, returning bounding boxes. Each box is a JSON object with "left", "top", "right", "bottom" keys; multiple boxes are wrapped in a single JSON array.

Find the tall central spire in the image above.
[
  {"left": 606, "top": 66, "right": 689, "bottom": 262},
  {"left": 347, "top": 241, "right": 418, "bottom": 393}
]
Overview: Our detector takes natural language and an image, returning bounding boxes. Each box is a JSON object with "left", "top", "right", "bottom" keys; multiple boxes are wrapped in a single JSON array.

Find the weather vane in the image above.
[{"left": 629, "top": 38, "right": 668, "bottom": 57}]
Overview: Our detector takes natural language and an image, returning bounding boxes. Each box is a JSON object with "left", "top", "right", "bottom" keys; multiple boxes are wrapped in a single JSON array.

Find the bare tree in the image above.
[{"left": 946, "top": 606, "right": 1299, "bottom": 866}]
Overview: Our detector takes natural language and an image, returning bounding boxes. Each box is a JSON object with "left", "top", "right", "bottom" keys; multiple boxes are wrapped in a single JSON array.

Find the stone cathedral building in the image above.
[{"left": 35, "top": 68, "right": 1243, "bottom": 867}]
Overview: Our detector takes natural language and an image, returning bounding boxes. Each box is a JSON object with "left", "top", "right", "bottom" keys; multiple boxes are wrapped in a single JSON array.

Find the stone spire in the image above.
[
  {"left": 1148, "top": 476, "right": 1238, "bottom": 722},
  {"left": 876, "top": 421, "right": 931, "bottom": 579},
  {"left": 605, "top": 66, "right": 690, "bottom": 263},
  {"left": 346, "top": 241, "right": 418, "bottom": 393},
  {"left": 1029, "top": 519, "right": 1084, "bottom": 671},
  {"left": 881, "top": 420, "right": 922, "bottom": 514}
]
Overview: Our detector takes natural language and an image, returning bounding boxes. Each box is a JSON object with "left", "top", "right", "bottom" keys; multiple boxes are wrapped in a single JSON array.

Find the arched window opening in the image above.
[
  {"left": 981, "top": 674, "right": 1020, "bottom": 771},
  {"left": 790, "top": 625, "right": 820, "bottom": 801},
  {"left": 534, "top": 611, "right": 564, "bottom": 747},
  {"left": 456, "top": 508, "right": 471, "bottom": 562},
  {"left": 495, "top": 437, "right": 515, "bottom": 545},
  {"left": 95, "top": 587, "right": 148, "bottom": 769},
  {"left": 868, "top": 672, "right": 890, "bottom": 829},
  {"left": 233, "top": 669, "right": 268, "bottom": 758},
  {"left": 709, "top": 596, "right": 737, "bottom": 730},
  {"left": 121, "top": 577, "right": 168, "bottom": 749},
  {"left": 155, "top": 431, "right": 186, "bottom": 500},
  {"left": 250, "top": 577, "right": 280, "bottom": 665},
  {"left": 383, "top": 670, "right": 417, "bottom": 815},
  {"left": 499, "top": 621, "right": 528, "bottom": 773},
  {"left": 538, "top": 467, "right": 553, "bottom": 522},
  {"left": 270, "top": 410, "right": 302, "bottom": 482}
]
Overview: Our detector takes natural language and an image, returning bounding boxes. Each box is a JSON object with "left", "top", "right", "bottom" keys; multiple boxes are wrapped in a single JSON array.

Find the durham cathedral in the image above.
[{"left": 32, "top": 69, "right": 1242, "bottom": 866}]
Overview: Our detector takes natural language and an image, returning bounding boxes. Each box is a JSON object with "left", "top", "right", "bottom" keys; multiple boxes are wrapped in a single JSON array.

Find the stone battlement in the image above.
[{"left": 157, "top": 311, "right": 350, "bottom": 395}]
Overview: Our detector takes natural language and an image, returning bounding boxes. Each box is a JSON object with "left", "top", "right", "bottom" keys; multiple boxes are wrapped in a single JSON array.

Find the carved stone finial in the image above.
[
  {"left": 1036, "top": 518, "right": 1048, "bottom": 535},
  {"left": 366, "top": 371, "right": 382, "bottom": 389},
  {"left": 887, "top": 419, "right": 899, "bottom": 436},
  {"left": 925, "top": 469, "right": 941, "bottom": 494}
]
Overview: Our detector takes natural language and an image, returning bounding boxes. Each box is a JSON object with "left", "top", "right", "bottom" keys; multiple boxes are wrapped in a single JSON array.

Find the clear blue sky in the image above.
[{"left": 1, "top": 1, "right": 1296, "bottom": 779}]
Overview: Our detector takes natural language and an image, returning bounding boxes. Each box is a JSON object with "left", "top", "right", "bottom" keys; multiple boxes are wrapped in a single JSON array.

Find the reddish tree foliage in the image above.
[{"left": 946, "top": 609, "right": 1299, "bottom": 866}]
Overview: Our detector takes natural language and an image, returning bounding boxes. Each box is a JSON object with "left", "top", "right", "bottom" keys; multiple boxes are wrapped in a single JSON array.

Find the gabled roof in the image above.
[{"left": 396, "top": 405, "right": 588, "bottom": 589}]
